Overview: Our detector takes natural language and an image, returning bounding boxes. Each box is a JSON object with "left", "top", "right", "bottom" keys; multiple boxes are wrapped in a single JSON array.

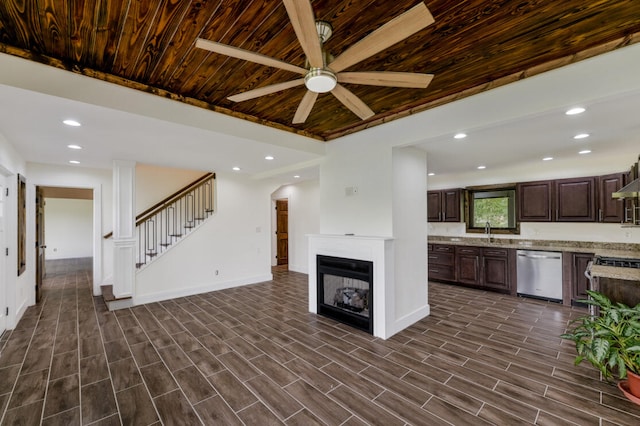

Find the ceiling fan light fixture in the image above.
[
  {"left": 305, "top": 68, "right": 337, "bottom": 93},
  {"left": 315, "top": 21, "right": 333, "bottom": 44}
]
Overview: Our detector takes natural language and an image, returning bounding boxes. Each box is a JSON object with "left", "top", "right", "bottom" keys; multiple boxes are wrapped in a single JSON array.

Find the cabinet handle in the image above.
[
  {"left": 556, "top": 209, "right": 559, "bottom": 221},
  {"left": 439, "top": 211, "right": 442, "bottom": 221},
  {"left": 598, "top": 209, "right": 603, "bottom": 222},
  {"left": 624, "top": 207, "right": 630, "bottom": 223}
]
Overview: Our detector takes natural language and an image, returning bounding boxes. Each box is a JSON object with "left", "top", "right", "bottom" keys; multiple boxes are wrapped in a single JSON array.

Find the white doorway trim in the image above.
[
  {"left": 29, "top": 182, "right": 103, "bottom": 297},
  {"left": 0, "top": 173, "right": 7, "bottom": 334}
]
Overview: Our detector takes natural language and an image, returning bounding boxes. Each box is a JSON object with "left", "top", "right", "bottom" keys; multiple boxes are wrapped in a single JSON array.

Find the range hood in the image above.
[{"left": 612, "top": 178, "right": 640, "bottom": 199}]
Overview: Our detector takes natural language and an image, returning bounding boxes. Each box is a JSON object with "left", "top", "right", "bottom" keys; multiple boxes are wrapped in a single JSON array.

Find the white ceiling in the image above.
[{"left": 1, "top": 43, "right": 639, "bottom": 187}]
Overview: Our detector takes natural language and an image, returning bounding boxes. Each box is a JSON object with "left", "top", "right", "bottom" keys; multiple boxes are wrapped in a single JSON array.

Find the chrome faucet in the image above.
[{"left": 485, "top": 221, "right": 492, "bottom": 242}]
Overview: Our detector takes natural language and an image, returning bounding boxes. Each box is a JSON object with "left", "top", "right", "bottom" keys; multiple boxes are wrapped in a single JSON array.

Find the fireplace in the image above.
[{"left": 317, "top": 255, "right": 373, "bottom": 334}]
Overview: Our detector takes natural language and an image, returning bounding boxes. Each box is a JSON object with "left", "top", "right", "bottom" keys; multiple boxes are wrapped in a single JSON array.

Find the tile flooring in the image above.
[{"left": 1, "top": 258, "right": 640, "bottom": 425}]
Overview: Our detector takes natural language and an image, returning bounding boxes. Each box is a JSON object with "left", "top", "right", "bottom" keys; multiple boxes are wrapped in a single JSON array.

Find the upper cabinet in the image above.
[
  {"left": 555, "top": 177, "right": 596, "bottom": 222},
  {"left": 516, "top": 173, "right": 625, "bottom": 223},
  {"left": 598, "top": 173, "right": 625, "bottom": 223},
  {"left": 517, "top": 180, "right": 554, "bottom": 222},
  {"left": 427, "top": 189, "right": 462, "bottom": 222}
]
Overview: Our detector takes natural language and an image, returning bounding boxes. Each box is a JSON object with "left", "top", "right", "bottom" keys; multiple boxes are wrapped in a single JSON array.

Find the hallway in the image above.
[{"left": 1, "top": 262, "right": 640, "bottom": 425}]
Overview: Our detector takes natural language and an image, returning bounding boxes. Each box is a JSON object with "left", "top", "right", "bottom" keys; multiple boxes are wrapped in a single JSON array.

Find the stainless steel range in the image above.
[{"left": 594, "top": 256, "right": 640, "bottom": 268}]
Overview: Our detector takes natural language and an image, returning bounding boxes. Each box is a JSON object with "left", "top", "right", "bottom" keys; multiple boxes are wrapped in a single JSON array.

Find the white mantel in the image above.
[{"left": 308, "top": 234, "right": 396, "bottom": 339}]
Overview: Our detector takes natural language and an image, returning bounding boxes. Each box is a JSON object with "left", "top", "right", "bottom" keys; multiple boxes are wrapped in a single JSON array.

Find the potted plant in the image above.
[{"left": 561, "top": 290, "right": 640, "bottom": 404}]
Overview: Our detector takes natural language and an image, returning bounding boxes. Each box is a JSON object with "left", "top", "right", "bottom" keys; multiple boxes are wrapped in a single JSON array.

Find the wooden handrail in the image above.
[{"left": 104, "top": 172, "right": 215, "bottom": 239}]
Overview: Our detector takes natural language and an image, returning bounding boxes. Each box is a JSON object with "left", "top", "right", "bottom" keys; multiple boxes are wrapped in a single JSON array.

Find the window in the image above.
[{"left": 466, "top": 186, "right": 519, "bottom": 234}]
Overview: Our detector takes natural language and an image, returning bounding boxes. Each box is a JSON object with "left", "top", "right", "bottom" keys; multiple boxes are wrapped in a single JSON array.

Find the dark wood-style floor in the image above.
[{"left": 1, "top": 258, "right": 640, "bottom": 425}]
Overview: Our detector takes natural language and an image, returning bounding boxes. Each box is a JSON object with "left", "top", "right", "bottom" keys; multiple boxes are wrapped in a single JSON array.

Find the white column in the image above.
[{"left": 112, "top": 160, "right": 136, "bottom": 298}]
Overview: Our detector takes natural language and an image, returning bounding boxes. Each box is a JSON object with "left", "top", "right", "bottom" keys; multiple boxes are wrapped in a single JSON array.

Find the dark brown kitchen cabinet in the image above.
[
  {"left": 456, "top": 246, "right": 480, "bottom": 285},
  {"left": 427, "top": 189, "right": 462, "bottom": 222},
  {"left": 517, "top": 180, "right": 553, "bottom": 222},
  {"left": 481, "top": 248, "right": 512, "bottom": 293},
  {"left": 555, "top": 177, "right": 597, "bottom": 222},
  {"left": 597, "top": 173, "right": 625, "bottom": 223},
  {"left": 437, "top": 245, "right": 515, "bottom": 294},
  {"left": 563, "top": 251, "right": 595, "bottom": 307},
  {"left": 428, "top": 244, "right": 455, "bottom": 281}
]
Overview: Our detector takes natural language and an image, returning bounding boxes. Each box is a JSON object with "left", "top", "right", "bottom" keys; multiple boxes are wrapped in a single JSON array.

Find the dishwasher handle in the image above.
[{"left": 517, "top": 252, "right": 561, "bottom": 260}]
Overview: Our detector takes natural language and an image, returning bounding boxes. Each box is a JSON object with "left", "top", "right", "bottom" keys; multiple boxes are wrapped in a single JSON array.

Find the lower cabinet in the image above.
[
  {"left": 481, "top": 248, "right": 512, "bottom": 292},
  {"left": 428, "top": 244, "right": 456, "bottom": 282},
  {"left": 429, "top": 244, "right": 515, "bottom": 294},
  {"left": 570, "top": 252, "right": 594, "bottom": 305}
]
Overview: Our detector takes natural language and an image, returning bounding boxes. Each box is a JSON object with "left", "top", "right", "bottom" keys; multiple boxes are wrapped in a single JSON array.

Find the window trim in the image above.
[{"left": 464, "top": 184, "right": 520, "bottom": 235}]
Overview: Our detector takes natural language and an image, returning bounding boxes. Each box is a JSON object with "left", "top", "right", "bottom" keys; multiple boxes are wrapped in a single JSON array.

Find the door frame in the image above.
[
  {"left": 0, "top": 173, "right": 7, "bottom": 334},
  {"left": 28, "top": 182, "right": 103, "bottom": 299}
]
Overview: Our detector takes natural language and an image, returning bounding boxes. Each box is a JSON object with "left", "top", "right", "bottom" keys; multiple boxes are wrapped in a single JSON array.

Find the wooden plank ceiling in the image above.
[{"left": 1, "top": 1, "right": 639, "bottom": 141}]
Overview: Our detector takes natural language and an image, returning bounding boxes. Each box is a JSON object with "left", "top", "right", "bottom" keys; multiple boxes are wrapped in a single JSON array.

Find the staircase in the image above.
[
  {"left": 102, "top": 172, "right": 216, "bottom": 310},
  {"left": 134, "top": 172, "right": 216, "bottom": 269}
]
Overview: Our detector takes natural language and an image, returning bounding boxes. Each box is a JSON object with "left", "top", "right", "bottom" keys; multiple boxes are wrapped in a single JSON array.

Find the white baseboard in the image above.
[
  {"left": 133, "top": 273, "right": 273, "bottom": 306},
  {"left": 390, "top": 304, "right": 431, "bottom": 338}
]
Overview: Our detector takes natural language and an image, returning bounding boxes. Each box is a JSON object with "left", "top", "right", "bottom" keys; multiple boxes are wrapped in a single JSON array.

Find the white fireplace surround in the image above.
[{"left": 308, "top": 234, "right": 395, "bottom": 339}]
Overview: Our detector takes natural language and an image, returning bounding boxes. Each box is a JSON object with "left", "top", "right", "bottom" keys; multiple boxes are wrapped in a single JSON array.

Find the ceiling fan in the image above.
[{"left": 195, "top": 1, "right": 435, "bottom": 124}]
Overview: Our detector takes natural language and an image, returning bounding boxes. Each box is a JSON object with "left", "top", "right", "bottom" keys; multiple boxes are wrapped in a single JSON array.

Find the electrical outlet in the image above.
[{"left": 215, "top": 270, "right": 219, "bottom": 276}]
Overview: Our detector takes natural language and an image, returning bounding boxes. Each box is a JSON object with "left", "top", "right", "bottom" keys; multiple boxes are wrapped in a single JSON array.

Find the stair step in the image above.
[
  {"left": 194, "top": 217, "right": 205, "bottom": 220},
  {"left": 184, "top": 225, "right": 195, "bottom": 229},
  {"left": 169, "top": 234, "right": 183, "bottom": 238},
  {"left": 205, "top": 209, "right": 214, "bottom": 213},
  {"left": 136, "top": 262, "right": 146, "bottom": 268},
  {"left": 147, "top": 252, "right": 158, "bottom": 257},
  {"left": 100, "top": 285, "right": 133, "bottom": 311},
  {"left": 160, "top": 243, "right": 171, "bottom": 247}
]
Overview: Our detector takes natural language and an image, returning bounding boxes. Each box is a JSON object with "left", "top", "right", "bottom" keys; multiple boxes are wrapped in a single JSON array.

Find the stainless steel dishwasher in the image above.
[{"left": 516, "top": 250, "right": 563, "bottom": 302}]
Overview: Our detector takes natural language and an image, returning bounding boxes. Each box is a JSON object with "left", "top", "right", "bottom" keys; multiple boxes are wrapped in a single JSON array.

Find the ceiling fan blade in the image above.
[
  {"left": 329, "top": 3, "right": 434, "bottom": 72},
  {"left": 338, "top": 71, "right": 434, "bottom": 88},
  {"left": 293, "top": 91, "right": 318, "bottom": 124},
  {"left": 195, "top": 38, "right": 306, "bottom": 75},
  {"left": 331, "top": 84, "right": 375, "bottom": 120},
  {"left": 228, "top": 79, "right": 305, "bottom": 102},
  {"left": 282, "top": 0, "right": 324, "bottom": 68}
]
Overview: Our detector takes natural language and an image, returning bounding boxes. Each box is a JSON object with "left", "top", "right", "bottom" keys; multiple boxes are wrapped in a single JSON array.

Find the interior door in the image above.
[
  {"left": 35, "top": 186, "right": 45, "bottom": 303},
  {"left": 276, "top": 199, "right": 288, "bottom": 266},
  {"left": 0, "top": 181, "right": 6, "bottom": 333}
]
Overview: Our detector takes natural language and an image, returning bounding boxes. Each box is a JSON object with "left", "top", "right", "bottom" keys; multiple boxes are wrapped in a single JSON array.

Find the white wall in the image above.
[
  {"left": 135, "top": 172, "right": 273, "bottom": 304},
  {"left": 135, "top": 163, "right": 206, "bottom": 214},
  {"left": 271, "top": 179, "right": 320, "bottom": 274},
  {"left": 45, "top": 198, "right": 93, "bottom": 259},
  {"left": 0, "top": 131, "right": 28, "bottom": 329},
  {"left": 392, "top": 147, "right": 429, "bottom": 326},
  {"left": 320, "top": 137, "right": 393, "bottom": 236},
  {"left": 26, "top": 163, "right": 112, "bottom": 295}
]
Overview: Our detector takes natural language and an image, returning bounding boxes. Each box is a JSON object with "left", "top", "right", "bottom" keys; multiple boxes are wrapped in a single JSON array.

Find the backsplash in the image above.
[{"left": 428, "top": 221, "right": 639, "bottom": 244}]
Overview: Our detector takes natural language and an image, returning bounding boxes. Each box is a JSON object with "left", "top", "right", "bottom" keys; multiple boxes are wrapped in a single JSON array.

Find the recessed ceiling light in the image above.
[
  {"left": 264, "top": 155, "right": 274, "bottom": 160},
  {"left": 63, "top": 119, "right": 81, "bottom": 127},
  {"left": 232, "top": 167, "right": 240, "bottom": 171},
  {"left": 69, "top": 160, "right": 80, "bottom": 164},
  {"left": 454, "top": 133, "right": 467, "bottom": 139},
  {"left": 477, "top": 165, "right": 486, "bottom": 170},
  {"left": 574, "top": 133, "right": 589, "bottom": 139},
  {"left": 543, "top": 157, "right": 553, "bottom": 161},
  {"left": 579, "top": 149, "right": 592, "bottom": 155},
  {"left": 293, "top": 175, "right": 300, "bottom": 178},
  {"left": 67, "top": 144, "right": 82, "bottom": 150},
  {"left": 565, "top": 107, "right": 586, "bottom": 115},
  {"left": 428, "top": 172, "right": 435, "bottom": 176}
]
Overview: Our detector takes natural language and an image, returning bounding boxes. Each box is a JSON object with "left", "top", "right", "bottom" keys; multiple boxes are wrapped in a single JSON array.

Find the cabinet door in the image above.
[
  {"left": 555, "top": 177, "right": 596, "bottom": 222},
  {"left": 598, "top": 173, "right": 625, "bottom": 223},
  {"left": 517, "top": 181, "right": 553, "bottom": 222},
  {"left": 481, "top": 248, "right": 511, "bottom": 292},
  {"left": 456, "top": 247, "right": 480, "bottom": 285},
  {"left": 427, "top": 191, "right": 442, "bottom": 222},
  {"left": 442, "top": 189, "right": 461, "bottom": 222},
  {"left": 572, "top": 253, "right": 594, "bottom": 303}
]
